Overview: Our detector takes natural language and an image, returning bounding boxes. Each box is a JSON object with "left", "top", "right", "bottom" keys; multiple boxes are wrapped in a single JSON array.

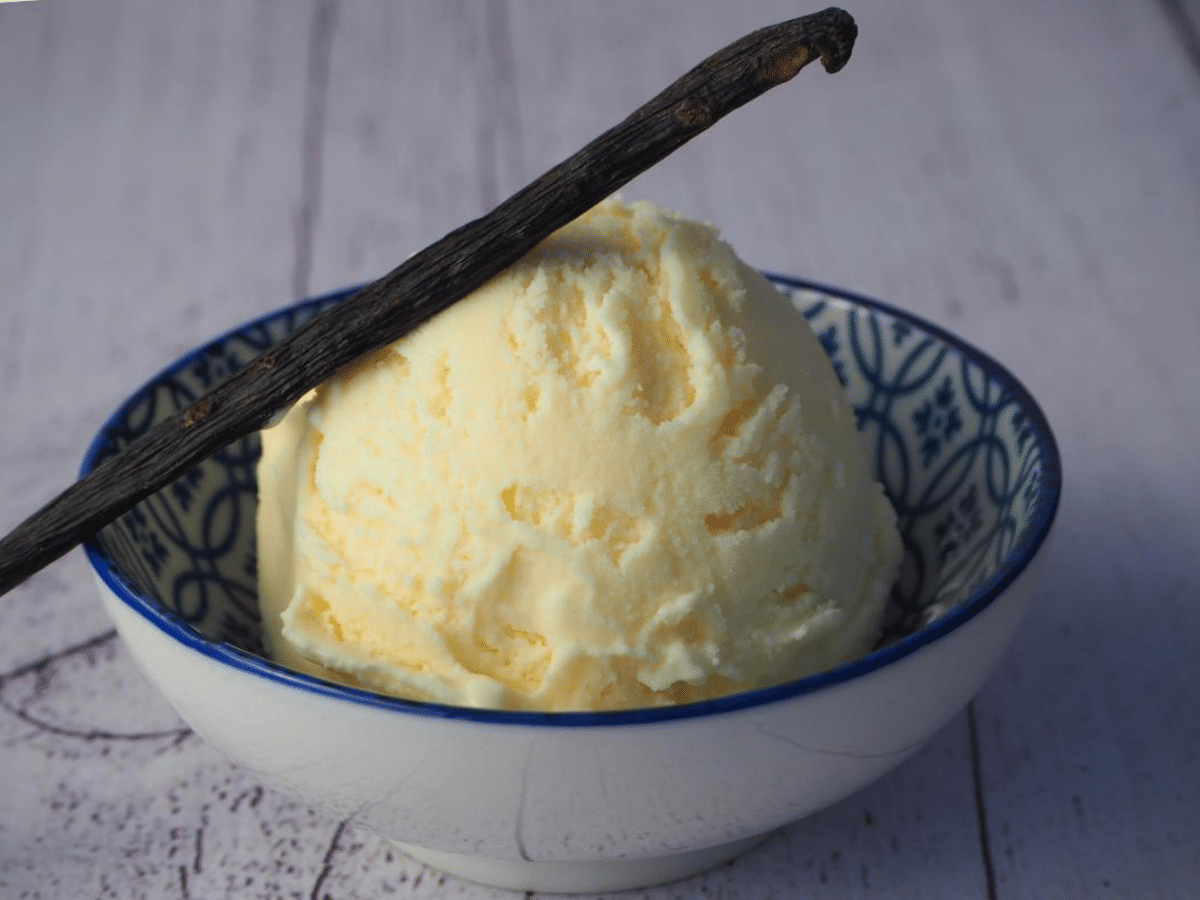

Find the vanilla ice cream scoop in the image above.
[{"left": 256, "top": 197, "right": 901, "bottom": 711}]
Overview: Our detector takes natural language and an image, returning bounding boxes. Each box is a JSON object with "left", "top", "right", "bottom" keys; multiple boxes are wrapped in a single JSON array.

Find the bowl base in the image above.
[{"left": 392, "top": 831, "right": 772, "bottom": 894}]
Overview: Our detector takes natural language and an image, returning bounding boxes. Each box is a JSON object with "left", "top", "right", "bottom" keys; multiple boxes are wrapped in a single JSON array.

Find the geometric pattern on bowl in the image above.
[
  {"left": 83, "top": 276, "right": 1060, "bottom": 704},
  {"left": 784, "top": 282, "right": 1054, "bottom": 645},
  {"left": 86, "top": 294, "right": 342, "bottom": 655}
]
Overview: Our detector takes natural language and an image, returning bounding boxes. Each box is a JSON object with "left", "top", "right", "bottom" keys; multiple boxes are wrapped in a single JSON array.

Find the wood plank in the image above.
[
  {"left": 306, "top": 1, "right": 518, "bottom": 294},
  {"left": 0, "top": 0, "right": 314, "bottom": 661},
  {"left": 899, "top": 0, "right": 1200, "bottom": 896},
  {"left": 0, "top": 2, "right": 316, "bottom": 896}
]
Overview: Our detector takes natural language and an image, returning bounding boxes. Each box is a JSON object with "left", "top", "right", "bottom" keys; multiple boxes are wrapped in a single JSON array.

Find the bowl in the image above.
[{"left": 81, "top": 276, "right": 1060, "bottom": 894}]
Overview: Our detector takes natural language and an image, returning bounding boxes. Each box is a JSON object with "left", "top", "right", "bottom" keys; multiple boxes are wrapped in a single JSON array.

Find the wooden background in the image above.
[{"left": 2, "top": 1, "right": 1198, "bottom": 897}]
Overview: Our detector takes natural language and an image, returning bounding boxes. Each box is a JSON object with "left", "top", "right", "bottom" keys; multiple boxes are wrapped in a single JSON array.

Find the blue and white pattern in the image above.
[
  {"left": 83, "top": 278, "right": 1059, "bottom": 682},
  {"left": 786, "top": 280, "right": 1056, "bottom": 644},
  {"left": 86, "top": 292, "right": 345, "bottom": 653}
]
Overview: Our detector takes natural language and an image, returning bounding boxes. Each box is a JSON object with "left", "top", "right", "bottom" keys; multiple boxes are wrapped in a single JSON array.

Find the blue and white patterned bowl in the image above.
[{"left": 82, "top": 276, "right": 1060, "bottom": 894}]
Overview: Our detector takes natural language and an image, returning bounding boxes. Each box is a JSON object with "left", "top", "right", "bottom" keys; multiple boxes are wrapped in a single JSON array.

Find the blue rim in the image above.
[{"left": 81, "top": 276, "right": 1061, "bottom": 728}]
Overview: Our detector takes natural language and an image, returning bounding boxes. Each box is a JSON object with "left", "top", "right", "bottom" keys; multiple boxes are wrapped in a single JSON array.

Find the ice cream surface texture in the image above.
[{"left": 257, "top": 197, "right": 901, "bottom": 711}]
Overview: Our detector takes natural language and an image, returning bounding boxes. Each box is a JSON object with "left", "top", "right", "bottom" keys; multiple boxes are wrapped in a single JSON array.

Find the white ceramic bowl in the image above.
[{"left": 82, "top": 276, "right": 1059, "bottom": 894}]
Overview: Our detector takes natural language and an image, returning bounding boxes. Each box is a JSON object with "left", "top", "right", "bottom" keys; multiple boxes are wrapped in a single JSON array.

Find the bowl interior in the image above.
[{"left": 84, "top": 278, "right": 1059, "bottom": 699}]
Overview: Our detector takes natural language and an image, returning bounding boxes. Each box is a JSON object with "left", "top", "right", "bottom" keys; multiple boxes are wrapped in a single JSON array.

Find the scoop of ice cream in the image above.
[{"left": 256, "top": 197, "right": 901, "bottom": 711}]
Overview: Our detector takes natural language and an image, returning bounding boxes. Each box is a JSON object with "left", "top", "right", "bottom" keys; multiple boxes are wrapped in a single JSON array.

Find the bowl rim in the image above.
[{"left": 81, "top": 275, "right": 1061, "bottom": 727}]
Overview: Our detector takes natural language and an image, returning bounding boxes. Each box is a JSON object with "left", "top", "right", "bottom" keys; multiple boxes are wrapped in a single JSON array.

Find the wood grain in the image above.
[
  {"left": 0, "top": 0, "right": 315, "bottom": 664},
  {"left": 1, "top": 1, "right": 1198, "bottom": 897}
]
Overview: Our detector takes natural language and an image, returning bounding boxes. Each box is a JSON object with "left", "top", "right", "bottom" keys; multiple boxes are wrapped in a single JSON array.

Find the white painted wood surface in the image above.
[{"left": 1, "top": 0, "right": 1197, "bottom": 897}]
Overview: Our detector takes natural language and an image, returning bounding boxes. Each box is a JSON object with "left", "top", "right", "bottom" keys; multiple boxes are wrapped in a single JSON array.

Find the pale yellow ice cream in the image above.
[{"left": 257, "top": 197, "right": 901, "bottom": 711}]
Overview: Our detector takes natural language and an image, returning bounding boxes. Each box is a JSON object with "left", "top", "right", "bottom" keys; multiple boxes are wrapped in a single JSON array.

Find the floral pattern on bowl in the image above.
[{"left": 83, "top": 276, "right": 1059, "bottom": 705}]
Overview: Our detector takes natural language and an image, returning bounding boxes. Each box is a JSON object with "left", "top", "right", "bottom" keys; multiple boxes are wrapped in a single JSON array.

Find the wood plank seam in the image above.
[
  {"left": 293, "top": 0, "right": 339, "bottom": 302},
  {"left": 968, "top": 702, "right": 999, "bottom": 900}
]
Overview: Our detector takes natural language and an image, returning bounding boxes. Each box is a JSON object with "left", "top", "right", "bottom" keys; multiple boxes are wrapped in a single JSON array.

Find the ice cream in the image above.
[{"left": 256, "top": 197, "right": 901, "bottom": 711}]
